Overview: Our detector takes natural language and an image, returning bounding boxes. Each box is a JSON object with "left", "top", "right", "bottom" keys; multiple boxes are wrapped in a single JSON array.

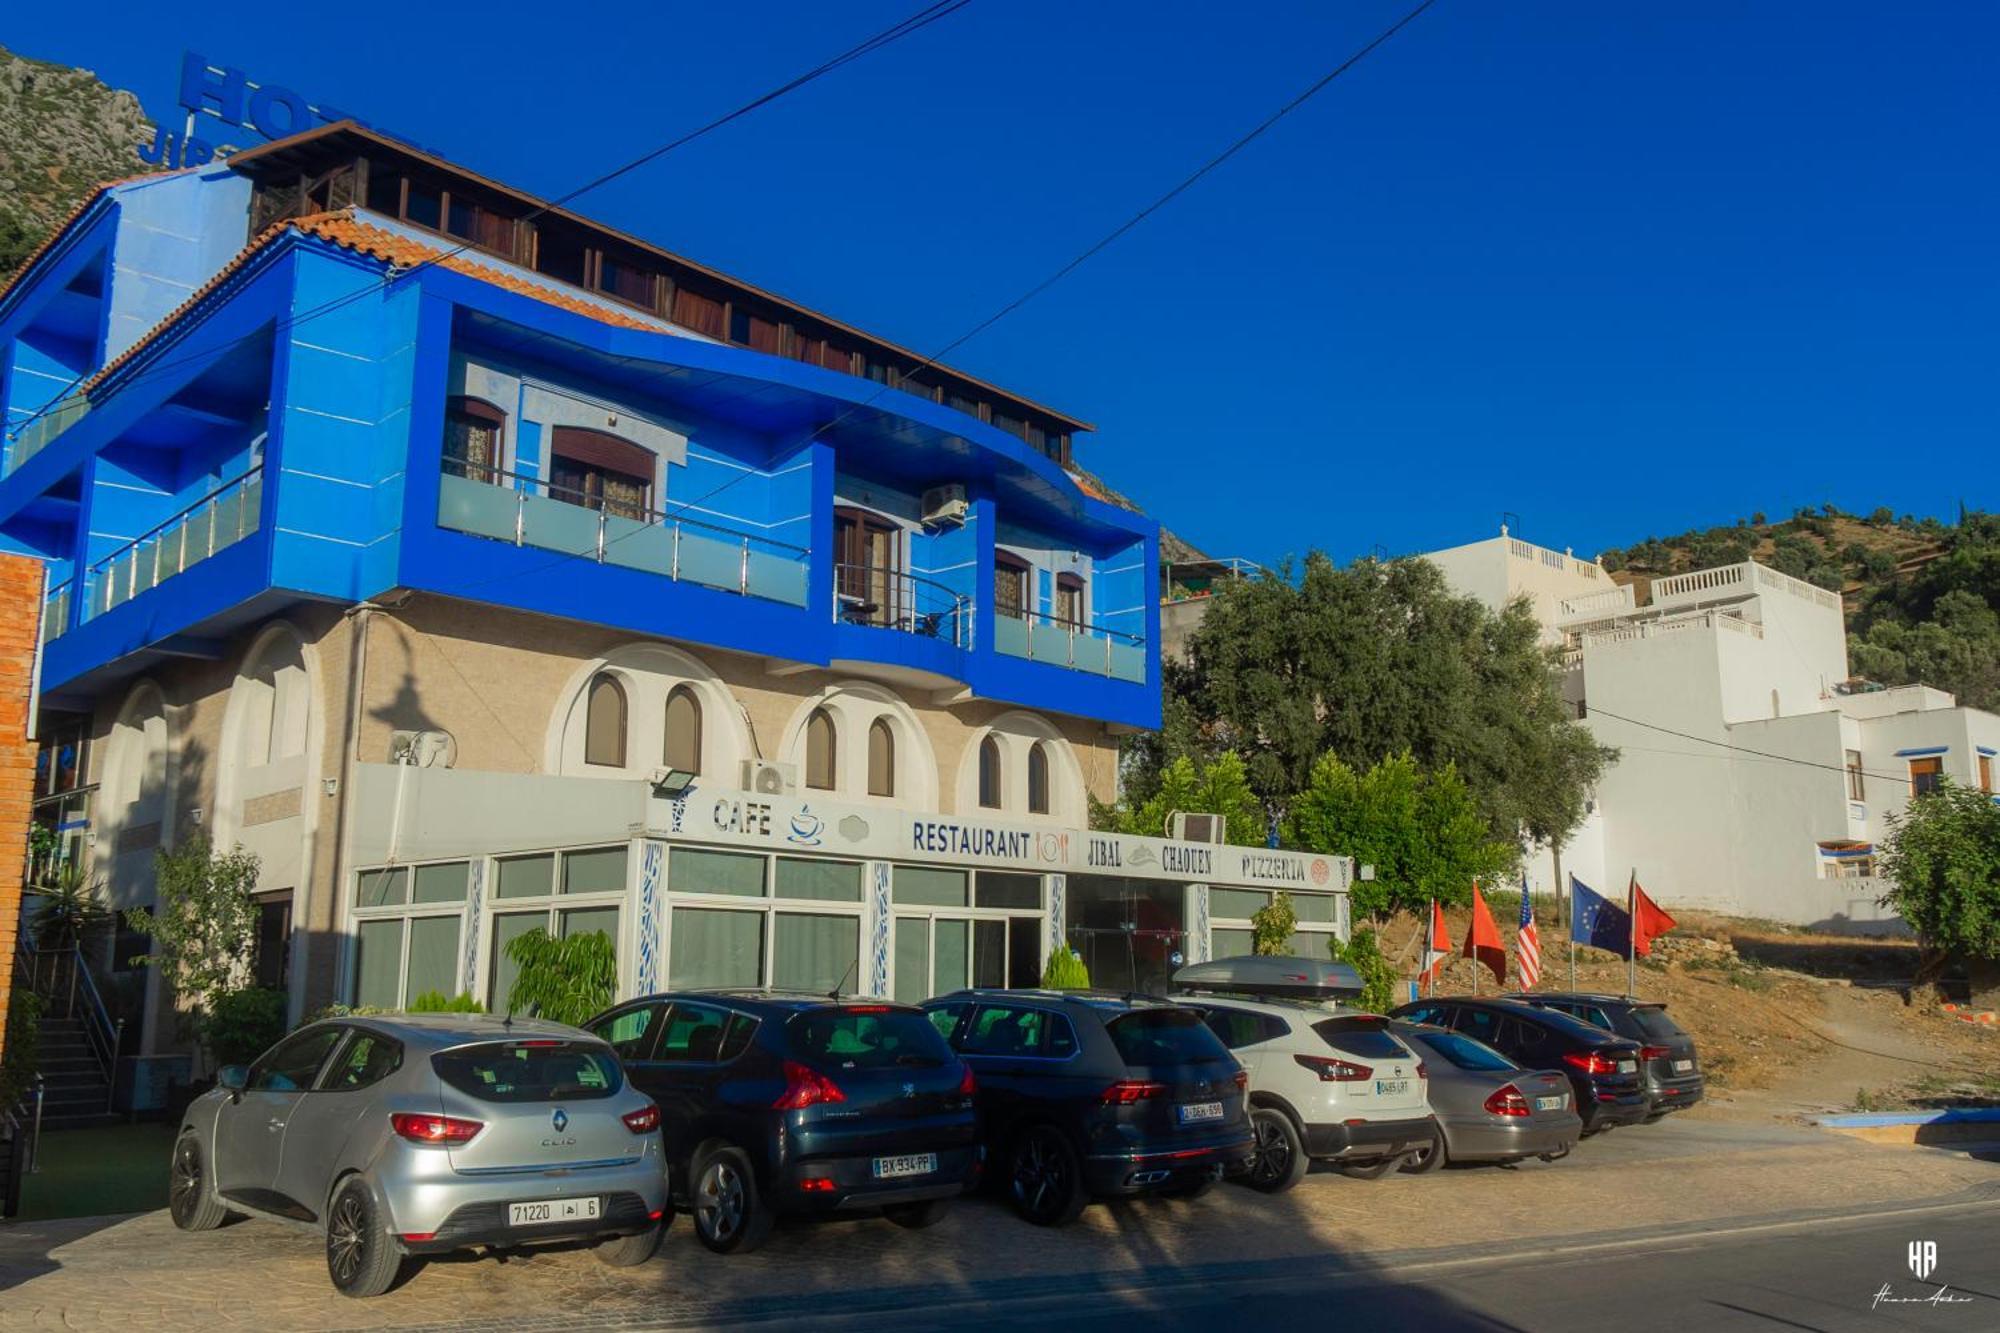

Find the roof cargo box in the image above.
[{"left": 1172, "top": 955, "right": 1363, "bottom": 1000}]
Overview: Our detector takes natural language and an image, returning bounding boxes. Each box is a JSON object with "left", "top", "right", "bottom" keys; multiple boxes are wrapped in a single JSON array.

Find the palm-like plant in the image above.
[{"left": 30, "top": 859, "right": 111, "bottom": 952}]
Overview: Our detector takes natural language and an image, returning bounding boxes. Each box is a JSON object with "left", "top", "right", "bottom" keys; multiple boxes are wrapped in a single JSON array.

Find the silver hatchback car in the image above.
[{"left": 170, "top": 1015, "right": 669, "bottom": 1297}]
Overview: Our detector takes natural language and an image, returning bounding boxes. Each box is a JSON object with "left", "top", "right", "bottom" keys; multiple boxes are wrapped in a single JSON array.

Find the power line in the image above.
[
  {"left": 7, "top": 0, "right": 974, "bottom": 442},
  {"left": 1585, "top": 704, "right": 1940, "bottom": 786},
  {"left": 438, "top": 0, "right": 1445, "bottom": 594}
]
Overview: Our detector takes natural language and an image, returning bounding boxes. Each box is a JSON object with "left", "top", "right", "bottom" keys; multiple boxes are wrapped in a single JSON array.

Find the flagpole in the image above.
[
  {"left": 1567, "top": 874, "right": 1577, "bottom": 991},
  {"left": 1626, "top": 868, "right": 1637, "bottom": 999}
]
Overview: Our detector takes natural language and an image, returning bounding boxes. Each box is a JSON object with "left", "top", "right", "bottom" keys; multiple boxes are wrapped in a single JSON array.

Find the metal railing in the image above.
[
  {"left": 437, "top": 460, "right": 811, "bottom": 607},
  {"left": 832, "top": 563, "right": 973, "bottom": 648},
  {"left": 15, "top": 937, "right": 125, "bottom": 1116},
  {"left": 992, "top": 604, "right": 1148, "bottom": 681},
  {"left": 41, "top": 578, "right": 70, "bottom": 645},
  {"left": 80, "top": 465, "right": 264, "bottom": 622}
]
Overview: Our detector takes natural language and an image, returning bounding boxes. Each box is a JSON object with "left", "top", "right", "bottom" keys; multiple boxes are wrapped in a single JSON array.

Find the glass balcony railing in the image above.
[
  {"left": 437, "top": 461, "right": 810, "bottom": 607},
  {"left": 993, "top": 606, "right": 1146, "bottom": 682},
  {"left": 80, "top": 465, "right": 263, "bottom": 622},
  {"left": 832, "top": 563, "right": 973, "bottom": 648},
  {"left": 7, "top": 395, "right": 90, "bottom": 475},
  {"left": 41, "top": 579, "right": 70, "bottom": 645}
]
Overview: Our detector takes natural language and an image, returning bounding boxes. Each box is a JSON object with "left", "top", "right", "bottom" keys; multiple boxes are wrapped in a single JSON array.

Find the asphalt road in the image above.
[{"left": 764, "top": 1192, "right": 2000, "bottom": 1333}]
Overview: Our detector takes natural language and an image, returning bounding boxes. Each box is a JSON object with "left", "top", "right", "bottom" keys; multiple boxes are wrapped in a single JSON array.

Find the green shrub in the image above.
[
  {"left": 205, "top": 987, "right": 289, "bottom": 1067},
  {"left": 503, "top": 928, "right": 615, "bottom": 1027},
  {"left": 1333, "top": 928, "right": 1401, "bottom": 1014},
  {"left": 407, "top": 990, "right": 484, "bottom": 1013},
  {"left": 1250, "top": 892, "right": 1298, "bottom": 956},
  {"left": 1041, "top": 945, "right": 1090, "bottom": 989},
  {"left": 2, "top": 990, "right": 45, "bottom": 1107}
]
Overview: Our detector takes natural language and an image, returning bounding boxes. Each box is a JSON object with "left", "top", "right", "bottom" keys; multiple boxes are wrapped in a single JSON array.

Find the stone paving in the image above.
[{"left": 1, "top": 1114, "right": 1992, "bottom": 1331}]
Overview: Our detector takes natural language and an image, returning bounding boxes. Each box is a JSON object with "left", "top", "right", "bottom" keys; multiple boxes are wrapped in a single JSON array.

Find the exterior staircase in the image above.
[{"left": 35, "top": 1014, "right": 120, "bottom": 1129}]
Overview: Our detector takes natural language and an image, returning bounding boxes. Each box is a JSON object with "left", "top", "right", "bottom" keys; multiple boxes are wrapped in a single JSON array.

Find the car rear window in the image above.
[
  {"left": 1413, "top": 1031, "right": 1517, "bottom": 1072},
  {"left": 790, "top": 1007, "right": 953, "bottom": 1069},
  {"left": 1106, "top": 1009, "right": 1231, "bottom": 1067},
  {"left": 1622, "top": 1006, "right": 1687, "bottom": 1043},
  {"left": 432, "top": 1040, "right": 622, "bottom": 1103},
  {"left": 1312, "top": 1016, "right": 1408, "bottom": 1061}
]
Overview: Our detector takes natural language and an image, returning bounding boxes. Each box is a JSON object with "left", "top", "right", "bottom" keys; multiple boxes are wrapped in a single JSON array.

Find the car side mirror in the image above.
[{"left": 218, "top": 1066, "right": 248, "bottom": 1098}]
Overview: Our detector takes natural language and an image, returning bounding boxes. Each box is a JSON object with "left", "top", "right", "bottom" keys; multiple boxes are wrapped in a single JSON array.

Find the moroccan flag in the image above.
[
  {"left": 1419, "top": 900, "right": 1452, "bottom": 985},
  {"left": 1516, "top": 878, "right": 1542, "bottom": 988},
  {"left": 1631, "top": 876, "right": 1677, "bottom": 957},
  {"left": 1463, "top": 881, "right": 1507, "bottom": 986},
  {"left": 1570, "top": 876, "right": 1631, "bottom": 954}
]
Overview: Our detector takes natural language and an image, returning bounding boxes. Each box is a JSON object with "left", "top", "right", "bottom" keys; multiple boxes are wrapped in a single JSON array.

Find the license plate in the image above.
[
  {"left": 1375, "top": 1079, "right": 1410, "bottom": 1097},
  {"left": 1618, "top": 1060, "right": 1637, "bottom": 1073},
  {"left": 1673, "top": 1059, "right": 1694, "bottom": 1072},
  {"left": 872, "top": 1152, "right": 937, "bottom": 1180},
  {"left": 1535, "top": 1095, "right": 1565, "bottom": 1111},
  {"left": 1176, "top": 1101, "right": 1224, "bottom": 1125},
  {"left": 507, "top": 1196, "right": 600, "bottom": 1228}
]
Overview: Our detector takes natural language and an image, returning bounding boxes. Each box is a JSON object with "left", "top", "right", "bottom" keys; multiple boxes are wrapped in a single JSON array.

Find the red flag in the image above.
[
  {"left": 1419, "top": 900, "right": 1452, "bottom": 985},
  {"left": 1462, "top": 881, "right": 1507, "bottom": 986},
  {"left": 1631, "top": 878, "right": 1676, "bottom": 957}
]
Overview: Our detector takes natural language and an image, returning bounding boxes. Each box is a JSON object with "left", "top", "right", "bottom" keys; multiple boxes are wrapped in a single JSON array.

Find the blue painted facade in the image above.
[{"left": 0, "top": 157, "right": 1160, "bottom": 730}]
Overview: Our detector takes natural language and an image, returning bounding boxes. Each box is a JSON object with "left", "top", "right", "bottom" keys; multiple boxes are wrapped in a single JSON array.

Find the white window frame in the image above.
[
  {"left": 663, "top": 847, "right": 868, "bottom": 991},
  {"left": 887, "top": 866, "right": 1047, "bottom": 1000},
  {"left": 482, "top": 844, "right": 630, "bottom": 1006},
  {"left": 347, "top": 857, "right": 475, "bottom": 1009}
]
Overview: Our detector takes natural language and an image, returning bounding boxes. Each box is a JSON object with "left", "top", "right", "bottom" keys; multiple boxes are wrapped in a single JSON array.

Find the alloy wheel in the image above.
[
  {"left": 169, "top": 1140, "right": 202, "bottom": 1223},
  {"left": 1249, "top": 1115, "right": 1293, "bottom": 1186},
  {"left": 328, "top": 1191, "right": 369, "bottom": 1285},
  {"left": 1013, "top": 1131, "right": 1064, "bottom": 1219},
  {"left": 697, "top": 1160, "right": 745, "bottom": 1243}
]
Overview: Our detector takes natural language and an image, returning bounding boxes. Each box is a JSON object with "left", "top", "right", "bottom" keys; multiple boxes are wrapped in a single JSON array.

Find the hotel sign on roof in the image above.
[{"left": 648, "top": 787, "right": 1350, "bottom": 893}]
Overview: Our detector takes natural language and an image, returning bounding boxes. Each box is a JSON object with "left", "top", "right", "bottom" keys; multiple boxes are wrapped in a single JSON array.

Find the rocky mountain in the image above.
[{"left": 0, "top": 44, "right": 150, "bottom": 276}]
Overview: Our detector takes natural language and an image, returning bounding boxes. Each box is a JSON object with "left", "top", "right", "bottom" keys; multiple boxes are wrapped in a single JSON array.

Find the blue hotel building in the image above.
[{"left": 1, "top": 124, "right": 1345, "bottom": 1081}]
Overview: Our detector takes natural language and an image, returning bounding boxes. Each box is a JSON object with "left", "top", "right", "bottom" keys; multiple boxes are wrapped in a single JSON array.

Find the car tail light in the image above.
[
  {"left": 400, "top": 1231, "right": 436, "bottom": 1242},
  {"left": 773, "top": 1061, "right": 847, "bottom": 1110},
  {"left": 1232, "top": 1069, "right": 1249, "bottom": 1092},
  {"left": 622, "top": 1103, "right": 661, "bottom": 1134},
  {"left": 512, "top": 1040, "right": 562, "bottom": 1049},
  {"left": 1562, "top": 1050, "right": 1617, "bottom": 1076},
  {"left": 390, "top": 1112, "right": 483, "bottom": 1145},
  {"left": 1640, "top": 1045, "right": 1672, "bottom": 1061},
  {"left": 956, "top": 1062, "right": 977, "bottom": 1096},
  {"left": 1484, "top": 1085, "right": 1531, "bottom": 1117},
  {"left": 798, "top": 1176, "right": 836, "bottom": 1193},
  {"left": 844, "top": 1005, "right": 891, "bottom": 1014},
  {"left": 1293, "top": 1054, "right": 1371, "bottom": 1082},
  {"left": 1101, "top": 1080, "right": 1166, "bottom": 1105},
  {"left": 1416, "top": 1062, "right": 1429, "bottom": 1080}
]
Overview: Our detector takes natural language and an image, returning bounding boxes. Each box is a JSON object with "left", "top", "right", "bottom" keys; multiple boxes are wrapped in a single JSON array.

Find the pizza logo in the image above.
[{"left": 1310, "top": 859, "right": 1330, "bottom": 886}]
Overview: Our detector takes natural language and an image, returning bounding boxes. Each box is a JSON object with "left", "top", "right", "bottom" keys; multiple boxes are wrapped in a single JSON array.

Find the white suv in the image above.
[{"left": 1182, "top": 994, "right": 1435, "bottom": 1193}]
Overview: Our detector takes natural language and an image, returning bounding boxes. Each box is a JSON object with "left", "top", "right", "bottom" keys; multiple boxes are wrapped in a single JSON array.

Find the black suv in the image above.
[
  {"left": 923, "top": 989, "right": 1253, "bottom": 1226},
  {"left": 588, "top": 991, "right": 977, "bottom": 1253},
  {"left": 1388, "top": 996, "right": 1650, "bottom": 1135},
  {"left": 1506, "top": 992, "right": 1704, "bottom": 1120}
]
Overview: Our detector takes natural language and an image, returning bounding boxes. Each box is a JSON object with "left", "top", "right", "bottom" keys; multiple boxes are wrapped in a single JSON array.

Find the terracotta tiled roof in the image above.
[
  {"left": 0, "top": 170, "right": 186, "bottom": 307},
  {"left": 79, "top": 209, "right": 668, "bottom": 400}
]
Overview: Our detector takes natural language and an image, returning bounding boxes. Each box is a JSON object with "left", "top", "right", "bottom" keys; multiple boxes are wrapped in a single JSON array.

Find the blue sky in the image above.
[{"left": 12, "top": 2, "right": 1994, "bottom": 565}]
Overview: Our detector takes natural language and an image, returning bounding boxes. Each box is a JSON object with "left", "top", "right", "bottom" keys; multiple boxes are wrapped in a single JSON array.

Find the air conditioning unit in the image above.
[
  {"left": 741, "top": 759, "right": 798, "bottom": 796},
  {"left": 388, "top": 729, "right": 458, "bottom": 769},
  {"left": 1170, "top": 811, "right": 1227, "bottom": 844},
  {"left": 921, "top": 484, "right": 969, "bottom": 528}
]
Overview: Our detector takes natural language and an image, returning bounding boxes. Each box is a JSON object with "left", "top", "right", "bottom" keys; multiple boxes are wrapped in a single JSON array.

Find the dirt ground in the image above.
[{"left": 1375, "top": 903, "right": 1999, "bottom": 1118}]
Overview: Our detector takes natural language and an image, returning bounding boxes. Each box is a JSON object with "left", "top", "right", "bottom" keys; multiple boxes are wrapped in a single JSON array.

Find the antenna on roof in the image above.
[{"left": 828, "top": 956, "right": 858, "bottom": 1001}]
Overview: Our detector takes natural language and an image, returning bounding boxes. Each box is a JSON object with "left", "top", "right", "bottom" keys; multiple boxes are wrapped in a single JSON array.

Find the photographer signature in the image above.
[{"left": 1873, "top": 1284, "right": 1974, "bottom": 1310}]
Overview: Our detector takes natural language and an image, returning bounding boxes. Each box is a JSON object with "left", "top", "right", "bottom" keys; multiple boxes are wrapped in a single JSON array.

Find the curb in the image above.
[{"left": 1817, "top": 1108, "right": 2000, "bottom": 1128}]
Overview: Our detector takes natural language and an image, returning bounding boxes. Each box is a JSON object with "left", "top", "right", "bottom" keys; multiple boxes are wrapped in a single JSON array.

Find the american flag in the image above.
[{"left": 1516, "top": 879, "right": 1542, "bottom": 988}]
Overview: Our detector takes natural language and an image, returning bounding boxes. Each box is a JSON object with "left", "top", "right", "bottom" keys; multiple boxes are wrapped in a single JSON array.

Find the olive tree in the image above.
[{"left": 1878, "top": 780, "right": 2000, "bottom": 1004}]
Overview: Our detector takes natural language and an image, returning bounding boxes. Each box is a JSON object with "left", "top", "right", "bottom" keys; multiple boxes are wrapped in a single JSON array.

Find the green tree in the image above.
[
  {"left": 1285, "top": 752, "right": 1518, "bottom": 921},
  {"left": 1333, "top": 927, "right": 1401, "bottom": 1014},
  {"left": 1132, "top": 554, "right": 1608, "bottom": 847},
  {"left": 502, "top": 927, "right": 616, "bottom": 1026},
  {"left": 125, "top": 838, "right": 263, "bottom": 1055},
  {"left": 1879, "top": 780, "right": 2000, "bottom": 1004},
  {"left": 1250, "top": 891, "right": 1298, "bottom": 955},
  {"left": 1097, "top": 751, "right": 1265, "bottom": 846},
  {"left": 1041, "top": 945, "right": 1090, "bottom": 989}
]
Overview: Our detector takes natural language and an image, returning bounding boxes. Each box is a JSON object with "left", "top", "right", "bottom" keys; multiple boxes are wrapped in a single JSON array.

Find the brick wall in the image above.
[{"left": 0, "top": 554, "right": 45, "bottom": 1076}]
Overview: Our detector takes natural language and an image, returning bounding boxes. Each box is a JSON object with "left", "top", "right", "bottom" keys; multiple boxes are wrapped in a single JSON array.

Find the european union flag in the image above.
[{"left": 1570, "top": 876, "right": 1631, "bottom": 954}]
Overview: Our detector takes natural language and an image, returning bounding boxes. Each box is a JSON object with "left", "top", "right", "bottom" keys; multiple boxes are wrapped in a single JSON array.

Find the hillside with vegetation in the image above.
[
  {"left": 0, "top": 45, "right": 150, "bottom": 277},
  {"left": 1598, "top": 505, "right": 1999, "bottom": 712}
]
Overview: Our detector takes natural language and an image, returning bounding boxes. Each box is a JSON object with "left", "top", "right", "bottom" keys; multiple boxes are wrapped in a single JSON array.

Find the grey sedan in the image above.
[
  {"left": 170, "top": 1015, "right": 669, "bottom": 1297},
  {"left": 1388, "top": 1021, "right": 1580, "bottom": 1171}
]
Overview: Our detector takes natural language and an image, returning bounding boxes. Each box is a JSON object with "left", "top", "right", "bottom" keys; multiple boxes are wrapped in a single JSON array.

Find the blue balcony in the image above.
[{"left": 992, "top": 607, "right": 1146, "bottom": 683}]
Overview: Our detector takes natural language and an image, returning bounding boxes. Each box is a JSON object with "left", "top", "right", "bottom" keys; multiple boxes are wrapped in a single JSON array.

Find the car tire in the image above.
[
  {"left": 1007, "top": 1125, "right": 1088, "bottom": 1227},
  {"left": 1242, "top": 1107, "right": 1309, "bottom": 1194},
  {"left": 691, "top": 1145, "right": 774, "bottom": 1255},
  {"left": 1398, "top": 1127, "right": 1447, "bottom": 1175},
  {"left": 325, "top": 1178, "right": 402, "bottom": 1299},
  {"left": 595, "top": 1221, "right": 666, "bottom": 1268},
  {"left": 883, "top": 1199, "right": 949, "bottom": 1230},
  {"left": 1333, "top": 1155, "right": 1399, "bottom": 1181},
  {"left": 167, "top": 1133, "right": 229, "bottom": 1232}
]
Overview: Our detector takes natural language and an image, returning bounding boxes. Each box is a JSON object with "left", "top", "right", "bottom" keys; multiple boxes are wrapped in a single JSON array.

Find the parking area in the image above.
[{"left": 2, "top": 1111, "right": 1993, "bottom": 1331}]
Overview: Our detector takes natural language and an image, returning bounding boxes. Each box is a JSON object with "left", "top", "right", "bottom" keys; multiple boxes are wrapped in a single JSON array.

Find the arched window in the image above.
[
  {"left": 1027, "top": 742, "right": 1050, "bottom": 815},
  {"left": 664, "top": 685, "right": 702, "bottom": 774},
  {"left": 978, "top": 735, "right": 1003, "bottom": 809},
  {"left": 444, "top": 396, "right": 505, "bottom": 483},
  {"left": 867, "top": 718, "right": 895, "bottom": 797},
  {"left": 584, "top": 673, "right": 627, "bottom": 767},
  {"left": 805, "top": 708, "right": 837, "bottom": 791}
]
